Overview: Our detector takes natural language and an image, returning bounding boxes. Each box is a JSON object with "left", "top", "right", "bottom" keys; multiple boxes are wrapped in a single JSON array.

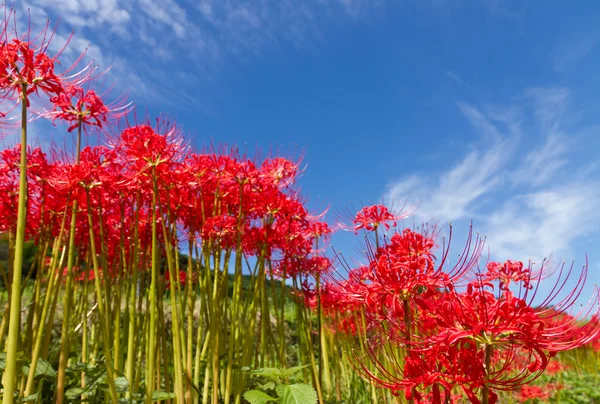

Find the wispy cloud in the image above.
[
  {"left": 22, "top": 0, "right": 131, "bottom": 34},
  {"left": 18, "top": 0, "right": 382, "bottom": 109},
  {"left": 446, "top": 71, "right": 464, "bottom": 85},
  {"left": 385, "top": 87, "right": 600, "bottom": 262},
  {"left": 552, "top": 32, "right": 600, "bottom": 73}
]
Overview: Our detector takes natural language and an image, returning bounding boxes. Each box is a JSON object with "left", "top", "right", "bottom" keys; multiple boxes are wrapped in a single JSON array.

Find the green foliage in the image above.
[
  {"left": 279, "top": 384, "right": 318, "bottom": 404},
  {"left": 0, "top": 234, "right": 39, "bottom": 286},
  {"left": 250, "top": 366, "right": 308, "bottom": 383},
  {"left": 0, "top": 352, "right": 56, "bottom": 382},
  {"left": 244, "top": 390, "right": 278, "bottom": 404},
  {"left": 549, "top": 373, "right": 600, "bottom": 404},
  {"left": 244, "top": 384, "right": 317, "bottom": 404},
  {"left": 245, "top": 366, "right": 317, "bottom": 404},
  {"left": 151, "top": 391, "right": 178, "bottom": 401}
]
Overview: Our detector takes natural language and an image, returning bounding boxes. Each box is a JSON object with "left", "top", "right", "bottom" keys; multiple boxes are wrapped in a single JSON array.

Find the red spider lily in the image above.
[
  {"left": 115, "top": 121, "right": 185, "bottom": 173},
  {"left": 0, "top": 10, "right": 92, "bottom": 115},
  {"left": 75, "top": 269, "right": 95, "bottom": 282},
  {"left": 0, "top": 37, "right": 63, "bottom": 104},
  {"left": 424, "top": 261, "right": 598, "bottom": 401},
  {"left": 352, "top": 204, "right": 408, "bottom": 234},
  {"left": 356, "top": 226, "right": 482, "bottom": 318},
  {"left": 165, "top": 270, "right": 187, "bottom": 290},
  {"left": 0, "top": 144, "right": 53, "bottom": 238},
  {"left": 48, "top": 84, "right": 131, "bottom": 132},
  {"left": 260, "top": 156, "right": 302, "bottom": 188},
  {"left": 201, "top": 215, "right": 238, "bottom": 249},
  {"left": 516, "top": 384, "right": 558, "bottom": 403},
  {"left": 337, "top": 217, "right": 599, "bottom": 404},
  {"left": 483, "top": 260, "right": 533, "bottom": 291},
  {"left": 540, "top": 359, "right": 568, "bottom": 375}
]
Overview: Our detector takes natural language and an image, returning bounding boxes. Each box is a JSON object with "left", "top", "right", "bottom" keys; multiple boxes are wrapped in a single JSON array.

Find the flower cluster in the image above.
[
  {"left": 0, "top": 128, "right": 330, "bottom": 280},
  {"left": 313, "top": 206, "right": 600, "bottom": 404}
]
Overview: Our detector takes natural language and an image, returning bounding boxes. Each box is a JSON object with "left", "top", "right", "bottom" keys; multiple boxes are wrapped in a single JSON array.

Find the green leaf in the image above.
[
  {"left": 0, "top": 351, "right": 27, "bottom": 372},
  {"left": 152, "top": 391, "right": 177, "bottom": 402},
  {"left": 275, "top": 384, "right": 287, "bottom": 398},
  {"left": 65, "top": 387, "right": 87, "bottom": 399},
  {"left": 280, "top": 384, "right": 318, "bottom": 404},
  {"left": 243, "top": 390, "right": 278, "bottom": 404},
  {"left": 282, "top": 365, "right": 308, "bottom": 379},
  {"left": 18, "top": 394, "right": 38, "bottom": 403},
  {"left": 251, "top": 367, "right": 284, "bottom": 379},
  {"left": 31, "top": 358, "right": 57, "bottom": 379},
  {"left": 115, "top": 376, "right": 129, "bottom": 393},
  {"left": 257, "top": 381, "right": 276, "bottom": 391}
]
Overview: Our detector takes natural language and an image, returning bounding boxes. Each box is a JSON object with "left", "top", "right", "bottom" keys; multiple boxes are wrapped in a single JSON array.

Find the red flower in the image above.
[
  {"left": 352, "top": 204, "right": 407, "bottom": 233},
  {"left": 517, "top": 385, "right": 555, "bottom": 403},
  {"left": 165, "top": 270, "right": 187, "bottom": 290},
  {"left": 49, "top": 85, "right": 131, "bottom": 132},
  {"left": 0, "top": 12, "right": 92, "bottom": 115},
  {"left": 483, "top": 260, "right": 532, "bottom": 290}
]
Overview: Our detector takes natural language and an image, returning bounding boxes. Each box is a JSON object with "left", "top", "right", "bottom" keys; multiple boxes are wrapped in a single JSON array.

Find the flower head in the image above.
[
  {"left": 49, "top": 84, "right": 131, "bottom": 132},
  {"left": 352, "top": 204, "right": 407, "bottom": 234}
]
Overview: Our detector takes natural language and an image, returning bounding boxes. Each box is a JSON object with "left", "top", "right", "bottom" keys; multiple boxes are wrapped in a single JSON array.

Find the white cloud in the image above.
[
  {"left": 12, "top": 0, "right": 381, "bottom": 109},
  {"left": 512, "top": 135, "right": 567, "bottom": 187},
  {"left": 553, "top": 32, "right": 600, "bottom": 73},
  {"left": 385, "top": 88, "right": 600, "bottom": 262},
  {"left": 485, "top": 184, "right": 600, "bottom": 260},
  {"left": 386, "top": 141, "right": 509, "bottom": 222},
  {"left": 24, "top": 0, "right": 130, "bottom": 33},
  {"left": 446, "top": 71, "right": 464, "bottom": 85},
  {"left": 387, "top": 103, "right": 517, "bottom": 222},
  {"left": 137, "top": 0, "right": 190, "bottom": 39}
]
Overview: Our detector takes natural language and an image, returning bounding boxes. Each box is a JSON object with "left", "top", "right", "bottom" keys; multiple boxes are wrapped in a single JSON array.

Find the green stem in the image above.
[
  {"left": 145, "top": 168, "right": 159, "bottom": 404},
  {"left": 24, "top": 210, "right": 68, "bottom": 396},
  {"left": 55, "top": 118, "right": 83, "bottom": 404},
  {"left": 159, "top": 203, "right": 185, "bottom": 402},
  {"left": 84, "top": 187, "right": 119, "bottom": 403},
  {"left": 481, "top": 344, "right": 492, "bottom": 404},
  {"left": 2, "top": 84, "right": 28, "bottom": 404},
  {"left": 125, "top": 193, "right": 141, "bottom": 399},
  {"left": 316, "top": 272, "right": 332, "bottom": 398},
  {"left": 403, "top": 299, "right": 414, "bottom": 404}
]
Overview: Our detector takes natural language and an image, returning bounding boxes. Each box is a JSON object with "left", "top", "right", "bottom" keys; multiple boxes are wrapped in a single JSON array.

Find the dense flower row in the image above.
[
  {"left": 0, "top": 10, "right": 332, "bottom": 403},
  {"left": 0, "top": 139, "right": 330, "bottom": 275}
]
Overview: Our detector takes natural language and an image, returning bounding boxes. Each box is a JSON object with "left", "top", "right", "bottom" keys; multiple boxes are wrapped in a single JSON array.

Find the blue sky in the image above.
[{"left": 10, "top": 0, "right": 600, "bottom": 297}]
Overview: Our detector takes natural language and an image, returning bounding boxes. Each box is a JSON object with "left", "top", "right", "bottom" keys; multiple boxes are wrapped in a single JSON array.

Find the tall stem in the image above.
[
  {"left": 125, "top": 193, "right": 141, "bottom": 399},
  {"left": 403, "top": 299, "right": 414, "bottom": 404},
  {"left": 145, "top": 168, "right": 159, "bottom": 404},
  {"left": 2, "top": 85, "right": 28, "bottom": 404},
  {"left": 481, "top": 344, "right": 492, "bottom": 404},
  {"left": 56, "top": 119, "right": 83, "bottom": 404},
  {"left": 316, "top": 272, "right": 332, "bottom": 398},
  {"left": 84, "top": 187, "right": 119, "bottom": 403}
]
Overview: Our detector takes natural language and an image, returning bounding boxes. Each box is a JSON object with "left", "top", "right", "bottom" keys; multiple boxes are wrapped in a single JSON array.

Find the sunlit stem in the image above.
[
  {"left": 481, "top": 344, "right": 493, "bottom": 404},
  {"left": 403, "top": 299, "right": 414, "bottom": 404},
  {"left": 224, "top": 185, "right": 245, "bottom": 404},
  {"left": 146, "top": 167, "right": 159, "bottom": 404},
  {"left": 125, "top": 192, "right": 141, "bottom": 399},
  {"left": 23, "top": 182, "right": 68, "bottom": 397},
  {"left": 81, "top": 272, "right": 89, "bottom": 400},
  {"left": 84, "top": 187, "right": 119, "bottom": 403},
  {"left": 2, "top": 84, "right": 29, "bottom": 404},
  {"left": 303, "top": 287, "right": 324, "bottom": 404},
  {"left": 159, "top": 202, "right": 185, "bottom": 402},
  {"left": 56, "top": 118, "right": 84, "bottom": 404},
  {"left": 316, "top": 271, "right": 332, "bottom": 398}
]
